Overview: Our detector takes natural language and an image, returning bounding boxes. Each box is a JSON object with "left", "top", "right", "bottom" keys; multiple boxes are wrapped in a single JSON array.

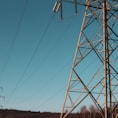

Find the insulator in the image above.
[
  {"left": 56, "top": 2, "right": 61, "bottom": 12},
  {"left": 52, "top": 1, "right": 58, "bottom": 12},
  {"left": 52, "top": 1, "right": 61, "bottom": 13}
]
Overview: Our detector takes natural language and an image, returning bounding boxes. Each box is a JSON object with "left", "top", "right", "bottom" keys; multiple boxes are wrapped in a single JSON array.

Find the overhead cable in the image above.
[
  {"left": 6, "top": 13, "right": 55, "bottom": 105},
  {"left": 0, "top": 0, "right": 28, "bottom": 83}
]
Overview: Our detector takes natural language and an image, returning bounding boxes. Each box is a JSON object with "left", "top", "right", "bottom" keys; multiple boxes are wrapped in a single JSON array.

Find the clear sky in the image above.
[
  {"left": 0, "top": 0, "right": 118, "bottom": 113},
  {"left": 0, "top": 0, "right": 84, "bottom": 112}
]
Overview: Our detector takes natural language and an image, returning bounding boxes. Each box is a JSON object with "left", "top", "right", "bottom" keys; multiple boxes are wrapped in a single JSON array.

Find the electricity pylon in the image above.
[
  {"left": 53, "top": 0, "right": 118, "bottom": 118},
  {"left": 0, "top": 87, "right": 5, "bottom": 108}
]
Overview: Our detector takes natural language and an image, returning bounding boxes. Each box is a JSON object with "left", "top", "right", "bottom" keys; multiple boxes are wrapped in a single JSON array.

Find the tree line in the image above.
[{"left": 66, "top": 104, "right": 118, "bottom": 118}]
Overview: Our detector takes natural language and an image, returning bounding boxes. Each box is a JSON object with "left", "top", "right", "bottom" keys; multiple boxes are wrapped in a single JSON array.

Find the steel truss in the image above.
[{"left": 53, "top": 0, "right": 118, "bottom": 118}]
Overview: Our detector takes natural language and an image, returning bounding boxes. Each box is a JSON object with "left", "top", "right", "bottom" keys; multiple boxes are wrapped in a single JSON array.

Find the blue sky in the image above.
[
  {"left": 0, "top": 0, "right": 118, "bottom": 113},
  {"left": 0, "top": 0, "right": 84, "bottom": 112}
]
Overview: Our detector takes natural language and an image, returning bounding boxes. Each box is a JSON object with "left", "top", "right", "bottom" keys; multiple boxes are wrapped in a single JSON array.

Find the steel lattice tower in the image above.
[{"left": 53, "top": 0, "right": 118, "bottom": 118}]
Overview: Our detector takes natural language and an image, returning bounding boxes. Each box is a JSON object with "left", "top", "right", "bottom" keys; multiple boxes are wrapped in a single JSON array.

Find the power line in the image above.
[
  {"left": 33, "top": 85, "right": 66, "bottom": 111},
  {"left": 5, "top": 13, "right": 55, "bottom": 105},
  {"left": 29, "top": 54, "right": 98, "bottom": 111},
  {"left": 18, "top": 64, "right": 68, "bottom": 111},
  {"left": 12, "top": 13, "right": 89, "bottom": 111},
  {"left": 7, "top": 18, "right": 76, "bottom": 110},
  {"left": 0, "top": 0, "right": 28, "bottom": 83},
  {"left": 18, "top": 16, "right": 74, "bottom": 88}
]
